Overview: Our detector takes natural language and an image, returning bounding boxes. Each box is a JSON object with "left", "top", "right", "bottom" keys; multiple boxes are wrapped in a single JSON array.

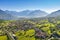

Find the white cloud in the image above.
[{"left": 40, "top": 8, "right": 60, "bottom": 13}]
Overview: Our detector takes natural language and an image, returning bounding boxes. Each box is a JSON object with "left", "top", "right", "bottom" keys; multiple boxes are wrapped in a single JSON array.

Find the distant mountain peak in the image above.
[{"left": 47, "top": 10, "right": 60, "bottom": 17}]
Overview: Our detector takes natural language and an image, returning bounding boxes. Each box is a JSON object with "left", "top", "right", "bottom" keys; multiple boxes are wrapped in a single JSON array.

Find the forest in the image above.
[{"left": 0, "top": 17, "right": 60, "bottom": 40}]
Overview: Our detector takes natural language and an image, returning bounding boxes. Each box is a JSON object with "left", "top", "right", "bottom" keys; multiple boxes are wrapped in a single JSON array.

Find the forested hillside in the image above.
[{"left": 0, "top": 17, "right": 60, "bottom": 40}]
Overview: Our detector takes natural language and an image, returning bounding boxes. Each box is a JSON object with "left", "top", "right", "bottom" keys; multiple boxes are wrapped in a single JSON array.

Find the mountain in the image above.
[
  {"left": 0, "top": 9, "right": 48, "bottom": 20},
  {"left": 47, "top": 10, "right": 60, "bottom": 17},
  {"left": 18, "top": 10, "right": 31, "bottom": 17},
  {"left": 0, "top": 9, "right": 14, "bottom": 20},
  {"left": 28, "top": 10, "right": 48, "bottom": 18},
  {"left": 5, "top": 10, "right": 19, "bottom": 17},
  {"left": 5, "top": 10, "right": 48, "bottom": 18}
]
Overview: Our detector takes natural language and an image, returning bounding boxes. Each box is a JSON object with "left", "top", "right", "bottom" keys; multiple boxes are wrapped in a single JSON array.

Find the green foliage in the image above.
[
  {"left": 16, "top": 30, "right": 25, "bottom": 36},
  {"left": 41, "top": 27, "right": 51, "bottom": 35},
  {"left": 25, "top": 29, "right": 35, "bottom": 36},
  {"left": 0, "top": 17, "right": 60, "bottom": 40},
  {"left": 17, "top": 36, "right": 35, "bottom": 40},
  {"left": 56, "top": 30, "right": 60, "bottom": 35},
  {"left": 0, "top": 35, "right": 7, "bottom": 40},
  {"left": 15, "top": 29, "right": 35, "bottom": 40}
]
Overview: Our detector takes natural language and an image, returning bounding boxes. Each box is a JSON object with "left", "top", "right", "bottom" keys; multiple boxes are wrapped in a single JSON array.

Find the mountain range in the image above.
[
  {"left": 0, "top": 10, "right": 14, "bottom": 20},
  {"left": 0, "top": 9, "right": 60, "bottom": 20},
  {"left": 5, "top": 10, "right": 48, "bottom": 18}
]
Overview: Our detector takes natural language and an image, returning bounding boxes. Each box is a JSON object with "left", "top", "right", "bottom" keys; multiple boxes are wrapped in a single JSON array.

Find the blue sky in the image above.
[{"left": 0, "top": 0, "right": 60, "bottom": 13}]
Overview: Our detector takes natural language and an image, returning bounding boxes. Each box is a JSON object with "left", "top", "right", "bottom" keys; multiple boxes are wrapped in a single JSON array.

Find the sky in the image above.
[{"left": 0, "top": 0, "right": 60, "bottom": 13}]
